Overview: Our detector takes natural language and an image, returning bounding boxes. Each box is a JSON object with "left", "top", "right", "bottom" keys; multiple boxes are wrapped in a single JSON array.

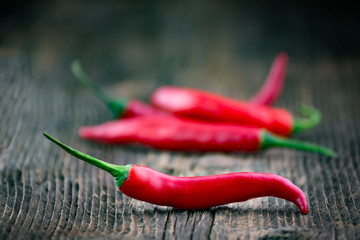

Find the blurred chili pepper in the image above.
[
  {"left": 71, "top": 53, "right": 287, "bottom": 119},
  {"left": 44, "top": 132, "right": 309, "bottom": 214},
  {"left": 151, "top": 86, "right": 320, "bottom": 137},
  {"left": 78, "top": 116, "right": 336, "bottom": 157},
  {"left": 250, "top": 52, "right": 288, "bottom": 105},
  {"left": 71, "top": 60, "right": 168, "bottom": 119}
]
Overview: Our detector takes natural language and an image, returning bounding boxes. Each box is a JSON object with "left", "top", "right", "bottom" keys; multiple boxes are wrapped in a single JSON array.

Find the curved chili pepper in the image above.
[
  {"left": 250, "top": 52, "right": 288, "bottom": 105},
  {"left": 78, "top": 116, "right": 336, "bottom": 157},
  {"left": 71, "top": 53, "right": 287, "bottom": 119},
  {"left": 44, "top": 132, "right": 309, "bottom": 214},
  {"left": 71, "top": 60, "right": 168, "bottom": 119},
  {"left": 151, "top": 86, "right": 321, "bottom": 137}
]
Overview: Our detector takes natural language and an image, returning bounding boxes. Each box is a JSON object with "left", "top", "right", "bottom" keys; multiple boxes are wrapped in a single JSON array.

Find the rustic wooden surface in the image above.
[{"left": 1, "top": 1, "right": 360, "bottom": 239}]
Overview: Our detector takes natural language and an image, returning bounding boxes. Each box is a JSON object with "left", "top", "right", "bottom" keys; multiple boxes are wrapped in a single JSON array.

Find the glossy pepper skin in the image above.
[
  {"left": 151, "top": 86, "right": 321, "bottom": 137},
  {"left": 79, "top": 116, "right": 336, "bottom": 157},
  {"left": 122, "top": 165, "right": 308, "bottom": 213},
  {"left": 44, "top": 132, "right": 309, "bottom": 214},
  {"left": 71, "top": 53, "right": 288, "bottom": 119}
]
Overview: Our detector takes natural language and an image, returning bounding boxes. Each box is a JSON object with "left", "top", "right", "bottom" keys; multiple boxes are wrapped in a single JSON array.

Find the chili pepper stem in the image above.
[
  {"left": 260, "top": 131, "right": 337, "bottom": 157},
  {"left": 44, "top": 132, "right": 131, "bottom": 187},
  {"left": 292, "top": 105, "right": 322, "bottom": 134},
  {"left": 71, "top": 60, "right": 128, "bottom": 118}
]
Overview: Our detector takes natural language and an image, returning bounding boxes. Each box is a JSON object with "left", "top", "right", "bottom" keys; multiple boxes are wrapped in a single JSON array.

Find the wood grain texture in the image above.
[{"left": 1, "top": 1, "right": 360, "bottom": 239}]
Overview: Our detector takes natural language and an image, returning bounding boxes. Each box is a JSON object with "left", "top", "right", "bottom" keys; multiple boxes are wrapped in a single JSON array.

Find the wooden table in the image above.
[{"left": 1, "top": 1, "right": 360, "bottom": 239}]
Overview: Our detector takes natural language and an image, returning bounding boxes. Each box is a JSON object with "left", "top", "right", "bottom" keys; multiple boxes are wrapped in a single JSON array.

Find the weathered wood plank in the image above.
[{"left": 1, "top": 1, "right": 360, "bottom": 239}]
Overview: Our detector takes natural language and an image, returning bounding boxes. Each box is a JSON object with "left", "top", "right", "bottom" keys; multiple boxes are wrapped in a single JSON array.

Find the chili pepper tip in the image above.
[{"left": 250, "top": 52, "right": 288, "bottom": 106}]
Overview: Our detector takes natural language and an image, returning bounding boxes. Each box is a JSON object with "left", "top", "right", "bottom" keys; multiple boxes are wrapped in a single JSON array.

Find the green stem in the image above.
[
  {"left": 44, "top": 132, "right": 131, "bottom": 188},
  {"left": 292, "top": 105, "right": 322, "bottom": 134},
  {"left": 260, "top": 131, "right": 337, "bottom": 158},
  {"left": 71, "top": 60, "right": 128, "bottom": 118}
]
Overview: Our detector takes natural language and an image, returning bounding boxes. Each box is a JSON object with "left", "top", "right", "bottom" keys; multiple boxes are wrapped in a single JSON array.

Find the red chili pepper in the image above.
[
  {"left": 151, "top": 86, "right": 321, "bottom": 137},
  {"left": 250, "top": 52, "right": 288, "bottom": 105},
  {"left": 71, "top": 53, "right": 287, "bottom": 119},
  {"left": 78, "top": 116, "right": 336, "bottom": 157},
  {"left": 44, "top": 132, "right": 309, "bottom": 214}
]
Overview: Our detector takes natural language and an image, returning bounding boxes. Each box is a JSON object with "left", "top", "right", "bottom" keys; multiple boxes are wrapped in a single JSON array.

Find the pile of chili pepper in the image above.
[
  {"left": 71, "top": 54, "right": 336, "bottom": 157},
  {"left": 42, "top": 53, "right": 337, "bottom": 215}
]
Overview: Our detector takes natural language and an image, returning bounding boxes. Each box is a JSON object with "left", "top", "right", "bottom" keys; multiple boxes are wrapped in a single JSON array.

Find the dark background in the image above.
[{"left": 1, "top": 1, "right": 360, "bottom": 239}]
